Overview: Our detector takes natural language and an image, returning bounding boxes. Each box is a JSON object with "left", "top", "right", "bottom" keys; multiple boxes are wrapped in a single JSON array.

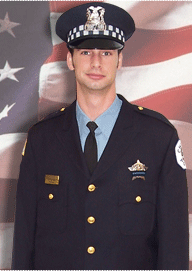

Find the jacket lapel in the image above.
[
  {"left": 91, "top": 96, "right": 137, "bottom": 181},
  {"left": 55, "top": 96, "right": 138, "bottom": 181},
  {"left": 56, "top": 101, "right": 90, "bottom": 179}
]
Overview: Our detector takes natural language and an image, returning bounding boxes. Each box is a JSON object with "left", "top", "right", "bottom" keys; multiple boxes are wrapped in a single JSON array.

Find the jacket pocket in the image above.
[
  {"left": 37, "top": 185, "right": 67, "bottom": 232},
  {"left": 118, "top": 183, "right": 156, "bottom": 235}
]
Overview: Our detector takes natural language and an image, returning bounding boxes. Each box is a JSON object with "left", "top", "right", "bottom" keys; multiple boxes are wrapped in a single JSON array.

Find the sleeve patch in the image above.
[
  {"left": 175, "top": 139, "right": 186, "bottom": 170},
  {"left": 22, "top": 139, "right": 27, "bottom": 156}
]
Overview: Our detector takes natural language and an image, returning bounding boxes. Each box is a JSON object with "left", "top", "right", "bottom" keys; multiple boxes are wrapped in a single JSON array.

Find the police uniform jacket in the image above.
[{"left": 12, "top": 94, "right": 189, "bottom": 270}]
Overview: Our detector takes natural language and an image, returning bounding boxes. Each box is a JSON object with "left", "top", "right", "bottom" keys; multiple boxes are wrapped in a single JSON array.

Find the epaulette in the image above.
[
  {"left": 132, "top": 104, "right": 175, "bottom": 129},
  {"left": 37, "top": 107, "right": 66, "bottom": 123},
  {"left": 31, "top": 107, "right": 66, "bottom": 129},
  {"left": 23, "top": 108, "right": 66, "bottom": 156}
]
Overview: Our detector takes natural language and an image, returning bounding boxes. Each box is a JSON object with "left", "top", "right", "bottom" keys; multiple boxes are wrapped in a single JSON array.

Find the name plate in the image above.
[{"left": 45, "top": 175, "right": 59, "bottom": 185}]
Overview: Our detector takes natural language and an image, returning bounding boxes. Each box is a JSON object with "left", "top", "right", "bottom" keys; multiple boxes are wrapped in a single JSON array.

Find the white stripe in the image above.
[
  {"left": 0, "top": 133, "right": 26, "bottom": 153},
  {"left": 50, "top": 12, "right": 63, "bottom": 46},
  {"left": 39, "top": 61, "right": 76, "bottom": 104},
  {"left": 105, "top": 0, "right": 137, "bottom": 12},
  {"left": 137, "top": 2, "right": 192, "bottom": 30},
  {"left": 0, "top": 133, "right": 27, "bottom": 179},
  {"left": 0, "top": 223, "right": 14, "bottom": 269},
  {"left": 170, "top": 120, "right": 192, "bottom": 171},
  {"left": 108, "top": 1, "right": 192, "bottom": 30},
  {"left": 116, "top": 52, "right": 192, "bottom": 102}
]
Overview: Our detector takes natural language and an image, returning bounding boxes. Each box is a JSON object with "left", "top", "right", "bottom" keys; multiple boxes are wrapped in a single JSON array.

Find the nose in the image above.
[{"left": 91, "top": 52, "right": 101, "bottom": 69}]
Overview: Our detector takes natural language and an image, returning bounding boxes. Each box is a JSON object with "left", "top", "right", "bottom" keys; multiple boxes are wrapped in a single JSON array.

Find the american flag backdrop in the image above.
[{"left": 0, "top": 1, "right": 191, "bottom": 269}]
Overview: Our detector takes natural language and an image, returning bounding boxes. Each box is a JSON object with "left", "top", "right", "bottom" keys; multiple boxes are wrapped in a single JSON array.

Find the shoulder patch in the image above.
[
  {"left": 22, "top": 139, "right": 27, "bottom": 156},
  {"left": 175, "top": 139, "right": 186, "bottom": 170},
  {"left": 133, "top": 104, "right": 175, "bottom": 129}
]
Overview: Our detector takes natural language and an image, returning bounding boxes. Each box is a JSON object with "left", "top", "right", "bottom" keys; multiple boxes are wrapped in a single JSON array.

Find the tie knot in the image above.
[{"left": 87, "top": 121, "right": 98, "bottom": 133}]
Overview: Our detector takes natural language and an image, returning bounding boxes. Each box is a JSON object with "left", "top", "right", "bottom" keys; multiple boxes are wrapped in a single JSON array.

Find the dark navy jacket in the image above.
[{"left": 12, "top": 95, "right": 189, "bottom": 269}]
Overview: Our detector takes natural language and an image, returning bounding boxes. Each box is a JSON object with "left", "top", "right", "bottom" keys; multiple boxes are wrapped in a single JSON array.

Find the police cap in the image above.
[{"left": 56, "top": 2, "right": 135, "bottom": 50}]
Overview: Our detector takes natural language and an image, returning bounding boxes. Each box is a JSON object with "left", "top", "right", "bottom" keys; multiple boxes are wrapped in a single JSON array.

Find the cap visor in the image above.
[{"left": 69, "top": 38, "right": 123, "bottom": 50}]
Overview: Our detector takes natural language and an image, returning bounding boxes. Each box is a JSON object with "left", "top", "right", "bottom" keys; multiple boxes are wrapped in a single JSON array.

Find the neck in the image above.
[{"left": 77, "top": 91, "right": 116, "bottom": 121}]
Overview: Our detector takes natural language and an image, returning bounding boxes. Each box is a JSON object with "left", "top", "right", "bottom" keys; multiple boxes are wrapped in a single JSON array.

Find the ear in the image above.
[
  {"left": 67, "top": 51, "right": 74, "bottom": 71},
  {"left": 117, "top": 51, "right": 123, "bottom": 70}
]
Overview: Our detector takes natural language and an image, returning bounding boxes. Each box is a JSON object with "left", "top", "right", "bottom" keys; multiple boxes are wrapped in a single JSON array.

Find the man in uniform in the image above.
[{"left": 12, "top": 2, "right": 189, "bottom": 269}]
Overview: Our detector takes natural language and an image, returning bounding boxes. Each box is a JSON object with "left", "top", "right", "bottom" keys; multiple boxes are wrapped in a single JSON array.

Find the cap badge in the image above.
[
  {"left": 128, "top": 160, "right": 148, "bottom": 180},
  {"left": 85, "top": 6, "right": 106, "bottom": 31}
]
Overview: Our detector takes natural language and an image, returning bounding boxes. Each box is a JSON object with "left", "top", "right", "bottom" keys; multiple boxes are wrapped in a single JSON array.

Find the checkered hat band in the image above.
[{"left": 67, "top": 25, "right": 125, "bottom": 43}]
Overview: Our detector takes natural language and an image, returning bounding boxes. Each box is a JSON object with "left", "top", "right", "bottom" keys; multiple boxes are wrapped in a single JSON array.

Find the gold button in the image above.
[
  {"left": 88, "top": 184, "right": 96, "bottom": 192},
  {"left": 49, "top": 193, "right": 54, "bottom": 200},
  {"left": 60, "top": 107, "right": 65, "bottom": 111},
  {"left": 87, "top": 246, "right": 95, "bottom": 254},
  {"left": 136, "top": 196, "right": 141, "bottom": 202},
  {"left": 87, "top": 216, "right": 95, "bottom": 224},
  {"left": 138, "top": 106, "right": 143, "bottom": 111}
]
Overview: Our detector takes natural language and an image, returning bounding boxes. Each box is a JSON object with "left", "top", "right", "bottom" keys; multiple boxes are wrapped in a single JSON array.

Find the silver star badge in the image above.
[{"left": 128, "top": 160, "right": 148, "bottom": 180}]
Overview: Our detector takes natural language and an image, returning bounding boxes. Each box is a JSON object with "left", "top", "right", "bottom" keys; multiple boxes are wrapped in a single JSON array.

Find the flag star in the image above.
[
  {"left": 0, "top": 12, "right": 20, "bottom": 38},
  {"left": 0, "top": 103, "right": 16, "bottom": 121},
  {"left": 0, "top": 61, "right": 24, "bottom": 82}
]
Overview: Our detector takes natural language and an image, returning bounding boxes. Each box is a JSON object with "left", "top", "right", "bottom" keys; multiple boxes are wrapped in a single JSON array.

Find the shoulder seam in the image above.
[
  {"left": 32, "top": 108, "right": 66, "bottom": 127},
  {"left": 132, "top": 104, "right": 176, "bottom": 130}
]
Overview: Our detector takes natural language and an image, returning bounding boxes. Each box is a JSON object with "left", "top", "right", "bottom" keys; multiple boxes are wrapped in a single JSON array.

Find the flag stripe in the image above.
[
  {"left": 45, "top": 43, "right": 68, "bottom": 63},
  {"left": 116, "top": 52, "right": 192, "bottom": 101},
  {"left": 0, "top": 133, "right": 26, "bottom": 179},
  {"left": 41, "top": 52, "right": 192, "bottom": 104},
  {"left": 132, "top": 84, "right": 192, "bottom": 123},
  {"left": 123, "top": 26, "right": 192, "bottom": 66},
  {"left": 0, "top": 179, "right": 17, "bottom": 223},
  {"left": 127, "top": 1, "right": 192, "bottom": 30},
  {"left": 0, "top": 222, "right": 14, "bottom": 269},
  {"left": 39, "top": 61, "right": 76, "bottom": 104},
  {"left": 49, "top": 1, "right": 95, "bottom": 13},
  {"left": 46, "top": 24, "right": 192, "bottom": 64}
]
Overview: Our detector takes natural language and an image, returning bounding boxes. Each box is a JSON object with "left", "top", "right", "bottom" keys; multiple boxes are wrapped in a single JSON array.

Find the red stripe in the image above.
[
  {"left": 0, "top": 179, "right": 17, "bottom": 223},
  {"left": 45, "top": 43, "right": 68, "bottom": 63},
  {"left": 132, "top": 84, "right": 192, "bottom": 122},
  {"left": 123, "top": 26, "right": 192, "bottom": 67},
  {"left": 49, "top": 0, "right": 103, "bottom": 13}
]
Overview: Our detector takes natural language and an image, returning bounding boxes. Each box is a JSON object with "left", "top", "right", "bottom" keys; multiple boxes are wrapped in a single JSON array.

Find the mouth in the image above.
[{"left": 86, "top": 73, "right": 105, "bottom": 80}]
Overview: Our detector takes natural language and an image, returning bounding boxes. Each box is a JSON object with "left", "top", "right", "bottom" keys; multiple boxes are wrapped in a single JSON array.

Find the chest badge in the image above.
[{"left": 128, "top": 160, "right": 148, "bottom": 180}]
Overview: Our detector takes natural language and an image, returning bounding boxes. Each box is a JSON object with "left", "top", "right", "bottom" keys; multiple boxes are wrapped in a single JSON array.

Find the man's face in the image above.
[{"left": 67, "top": 48, "right": 122, "bottom": 94}]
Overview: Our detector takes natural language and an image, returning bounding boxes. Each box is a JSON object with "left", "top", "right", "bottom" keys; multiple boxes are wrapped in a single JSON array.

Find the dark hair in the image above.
[{"left": 68, "top": 47, "right": 74, "bottom": 56}]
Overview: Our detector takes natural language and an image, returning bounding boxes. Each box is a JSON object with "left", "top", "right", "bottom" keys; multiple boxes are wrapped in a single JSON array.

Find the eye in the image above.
[
  {"left": 102, "top": 51, "right": 111, "bottom": 56},
  {"left": 81, "top": 51, "right": 90, "bottom": 55}
]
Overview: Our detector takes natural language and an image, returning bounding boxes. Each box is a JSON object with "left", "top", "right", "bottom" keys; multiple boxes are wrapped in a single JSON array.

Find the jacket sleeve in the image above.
[
  {"left": 12, "top": 131, "right": 37, "bottom": 269},
  {"left": 157, "top": 129, "right": 189, "bottom": 269}
]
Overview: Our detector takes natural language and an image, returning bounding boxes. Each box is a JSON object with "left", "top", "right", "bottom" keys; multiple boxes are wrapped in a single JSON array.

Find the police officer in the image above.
[{"left": 12, "top": 2, "right": 189, "bottom": 269}]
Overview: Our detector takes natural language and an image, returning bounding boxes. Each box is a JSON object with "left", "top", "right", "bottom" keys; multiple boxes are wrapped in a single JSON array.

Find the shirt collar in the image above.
[
  {"left": 76, "top": 95, "right": 122, "bottom": 138},
  {"left": 94, "top": 95, "right": 122, "bottom": 138}
]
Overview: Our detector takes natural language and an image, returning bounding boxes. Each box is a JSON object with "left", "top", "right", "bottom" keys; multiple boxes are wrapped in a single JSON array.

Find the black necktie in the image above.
[{"left": 84, "top": 121, "right": 98, "bottom": 174}]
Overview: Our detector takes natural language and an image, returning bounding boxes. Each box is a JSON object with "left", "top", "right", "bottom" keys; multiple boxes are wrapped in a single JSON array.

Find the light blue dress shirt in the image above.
[{"left": 76, "top": 95, "right": 122, "bottom": 161}]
